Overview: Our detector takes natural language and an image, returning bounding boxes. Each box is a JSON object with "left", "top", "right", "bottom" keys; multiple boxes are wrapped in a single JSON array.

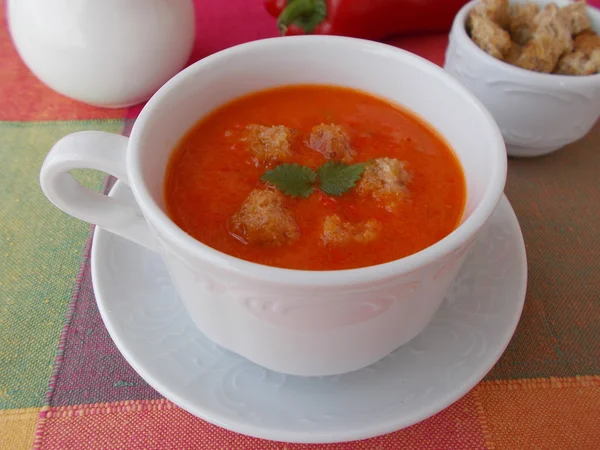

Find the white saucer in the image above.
[{"left": 91, "top": 181, "right": 527, "bottom": 444}]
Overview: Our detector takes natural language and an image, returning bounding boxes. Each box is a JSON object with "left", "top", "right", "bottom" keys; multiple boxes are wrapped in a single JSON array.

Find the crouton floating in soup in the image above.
[
  {"left": 321, "top": 215, "right": 382, "bottom": 246},
  {"left": 230, "top": 188, "right": 299, "bottom": 246},
  {"left": 164, "top": 85, "right": 466, "bottom": 270},
  {"left": 242, "top": 124, "right": 294, "bottom": 166},
  {"left": 357, "top": 157, "right": 411, "bottom": 209},
  {"left": 308, "top": 123, "right": 356, "bottom": 163}
]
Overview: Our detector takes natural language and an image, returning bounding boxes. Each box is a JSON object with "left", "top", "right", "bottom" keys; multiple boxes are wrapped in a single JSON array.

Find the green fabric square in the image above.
[{"left": 0, "top": 120, "right": 123, "bottom": 409}]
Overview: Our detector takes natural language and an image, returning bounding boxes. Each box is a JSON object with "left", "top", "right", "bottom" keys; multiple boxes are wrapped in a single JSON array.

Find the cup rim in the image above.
[
  {"left": 128, "top": 35, "right": 507, "bottom": 287},
  {"left": 452, "top": 0, "right": 600, "bottom": 84}
]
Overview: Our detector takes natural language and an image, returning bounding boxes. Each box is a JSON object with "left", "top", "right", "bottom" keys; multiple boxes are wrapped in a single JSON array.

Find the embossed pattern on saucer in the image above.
[{"left": 91, "top": 181, "right": 527, "bottom": 444}]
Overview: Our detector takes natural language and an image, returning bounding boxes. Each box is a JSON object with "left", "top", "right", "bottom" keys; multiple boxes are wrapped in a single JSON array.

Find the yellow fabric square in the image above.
[{"left": 0, "top": 407, "right": 40, "bottom": 450}]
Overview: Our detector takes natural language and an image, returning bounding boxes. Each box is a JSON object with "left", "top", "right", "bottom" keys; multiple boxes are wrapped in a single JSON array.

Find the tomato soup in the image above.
[{"left": 164, "top": 85, "right": 466, "bottom": 270}]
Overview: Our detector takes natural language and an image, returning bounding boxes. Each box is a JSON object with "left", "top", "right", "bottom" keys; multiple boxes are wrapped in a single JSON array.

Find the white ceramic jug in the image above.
[{"left": 7, "top": 0, "right": 196, "bottom": 108}]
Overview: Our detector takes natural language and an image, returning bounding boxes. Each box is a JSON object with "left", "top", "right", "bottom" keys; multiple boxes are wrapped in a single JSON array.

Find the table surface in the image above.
[{"left": 1, "top": 1, "right": 599, "bottom": 449}]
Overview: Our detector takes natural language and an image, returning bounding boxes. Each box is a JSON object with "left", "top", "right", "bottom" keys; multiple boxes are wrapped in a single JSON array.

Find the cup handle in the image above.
[{"left": 40, "top": 131, "right": 158, "bottom": 252}]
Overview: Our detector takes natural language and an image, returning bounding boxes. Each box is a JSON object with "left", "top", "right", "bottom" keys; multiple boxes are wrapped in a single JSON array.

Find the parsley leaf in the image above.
[
  {"left": 260, "top": 160, "right": 366, "bottom": 198},
  {"left": 261, "top": 163, "right": 317, "bottom": 198},
  {"left": 318, "top": 161, "right": 365, "bottom": 196}
]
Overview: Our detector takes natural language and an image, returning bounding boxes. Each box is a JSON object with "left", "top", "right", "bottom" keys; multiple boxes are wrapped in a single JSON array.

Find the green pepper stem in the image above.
[{"left": 277, "top": 0, "right": 316, "bottom": 34}]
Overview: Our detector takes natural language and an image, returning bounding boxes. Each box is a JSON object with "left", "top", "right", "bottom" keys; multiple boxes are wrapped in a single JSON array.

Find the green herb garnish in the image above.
[
  {"left": 261, "top": 160, "right": 366, "bottom": 198},
  {"left": 318, "top": 161, "right": 365, "bottom": 196},
  {"left": 277, "top": 0, "right": 328, "bottom": 35},
  {"left": 261, "top": 163, "right": 317, "bottom": 198}
]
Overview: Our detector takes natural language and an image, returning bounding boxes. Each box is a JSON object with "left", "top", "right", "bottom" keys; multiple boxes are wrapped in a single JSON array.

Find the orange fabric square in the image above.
[
  {"left": 34, "top": 393, "right": 487, "bottom": 449},
  {"left": 0, "top": 1, "right": 126, "bottom": 121},
  {"left": 475, "top": 377, "right": 600, "bottom": 450}
]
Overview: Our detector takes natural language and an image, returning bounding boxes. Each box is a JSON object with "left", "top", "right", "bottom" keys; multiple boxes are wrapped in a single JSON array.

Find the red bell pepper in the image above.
[{"left": 265, "top": 0, "right": 470, "bottom": 40}]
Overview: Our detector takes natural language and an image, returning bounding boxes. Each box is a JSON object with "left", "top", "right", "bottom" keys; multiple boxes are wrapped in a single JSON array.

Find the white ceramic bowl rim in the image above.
[
  {"left": 454, "top": 0, "right": 600, "bottom": 83},
  {"left": 128, "top": 35, "right": 507, "bottom": 287}
]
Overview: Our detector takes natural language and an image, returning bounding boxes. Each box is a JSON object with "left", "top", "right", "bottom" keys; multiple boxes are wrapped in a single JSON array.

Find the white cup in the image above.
[{"left": 40, "top": 36, "right": 506, "bottom": 377}]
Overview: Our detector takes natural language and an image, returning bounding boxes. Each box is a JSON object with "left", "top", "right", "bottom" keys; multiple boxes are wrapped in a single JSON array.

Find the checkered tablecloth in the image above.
[{"left": 1, "top": 0, "right": 599, "bottom": 448}]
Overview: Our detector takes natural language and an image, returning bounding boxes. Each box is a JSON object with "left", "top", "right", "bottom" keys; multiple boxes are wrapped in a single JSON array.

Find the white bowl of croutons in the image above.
[{"left": 445, "top": 0, "right": 600, "bottom": 157}]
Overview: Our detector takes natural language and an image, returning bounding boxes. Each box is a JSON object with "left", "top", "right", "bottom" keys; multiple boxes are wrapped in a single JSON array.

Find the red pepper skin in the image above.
[
  {"left": 265, "top": 0, "right": 287, "bottom": 17},
  {"left": 265, "top": 0, "right": 470, "bottom": 41}
]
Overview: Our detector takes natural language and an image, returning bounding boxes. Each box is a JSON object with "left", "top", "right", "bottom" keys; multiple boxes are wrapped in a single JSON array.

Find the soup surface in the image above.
[{"left": 165, "top": 85, "right": 466, "bottom": 270}]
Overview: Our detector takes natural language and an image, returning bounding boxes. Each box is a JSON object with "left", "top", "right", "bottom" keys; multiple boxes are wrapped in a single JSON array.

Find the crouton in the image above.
[
  {"left": 505, "top": 41, "right": 523, "bottom": 65},
  {"left": 472, "top": 0, "right": 511, "bottom": 29},
  {"left": 534, "top": 4, "right": 574, "bottom": 51},
  {"left": 467, "top": 11, "right": 512, "bottom": 59},
  {"left": 561, "top": 0, "right": 591, "bottom": 35},
  {"left": 230, "top": 188, "right": 299, "bottom": 246},
  {"left": 556, "top": 29, "right": 600, "bottom": 75},
  {"left": 555, "top": 49, "right": 600, "bottom": 75},
  {"left": 242, "top": 124, "right": 294, "bottom": 165},
  {"left": 590, "top": 49, "right": 600, "bottom": 71},
  {"left": 515, "top": 36, "right": 561, "bottom": 72},
  {"left": 356, "top": 157, "right": 410, "bottom": 204},
  {"left": 574, "top": 30, "right": 600, "bottom": 54},
  {"left": 321, "top": 214, "right": 382, "bottom": 246},
  {"left": 509, "top": 3, "right": 539, "bottom": 45},
  {"left": 308, "top": 123, "right": 356, "bottom": 163},
  {"left": 515, "top": 4, "right": 573, "bottom": 73}
]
